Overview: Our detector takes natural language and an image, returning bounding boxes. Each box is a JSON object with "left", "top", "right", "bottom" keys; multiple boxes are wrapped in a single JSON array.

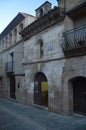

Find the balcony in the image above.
[
  {"left": 5, "top": 61, "right": 14, "bottom": 75},
  {"left": 62, "top": 25, "right": 86, "bottom": 57}
]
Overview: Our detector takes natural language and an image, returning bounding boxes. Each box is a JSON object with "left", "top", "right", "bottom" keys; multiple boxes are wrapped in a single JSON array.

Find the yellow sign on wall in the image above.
[{"left": 41, "top": 82, "right": 48, "bottom": 92}]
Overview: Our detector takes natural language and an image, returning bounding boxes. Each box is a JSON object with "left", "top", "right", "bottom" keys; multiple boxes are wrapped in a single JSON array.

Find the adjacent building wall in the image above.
[
  {"left": 58, "top": 0, "right": 86, "bottom": 11},
  {"left": 0, "top": 13, "right": 36, "bottom": 99},
  {"left": 61, "top": 0, "right": 86, "bottom": 115}
]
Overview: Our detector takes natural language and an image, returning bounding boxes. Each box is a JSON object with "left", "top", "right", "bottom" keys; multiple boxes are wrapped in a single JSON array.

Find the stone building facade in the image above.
[
  {"left": 20, "top": 0, "right": 86, "bottom": 115},
  {"left": 0, "top": 0, "right": 86, "bottom": 116},
  {"left": 20, "top": 1, "right": 65, "bottom": 114},
  {"left": 0, "top": 13, "right": 36, "bottom": 99},
  {"left": 60, "top": 0, "right": 86, "bottom": 115}
]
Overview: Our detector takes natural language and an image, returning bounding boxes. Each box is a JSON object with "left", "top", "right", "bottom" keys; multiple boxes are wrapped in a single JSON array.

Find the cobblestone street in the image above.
[{"left": 0, "top": 98, "right": 86, "bottom": 130}]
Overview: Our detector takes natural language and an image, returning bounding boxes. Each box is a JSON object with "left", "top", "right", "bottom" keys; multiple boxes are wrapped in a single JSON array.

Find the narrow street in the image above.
[{"left": 0, "top": 98, "right": 86, "bottom": 130}]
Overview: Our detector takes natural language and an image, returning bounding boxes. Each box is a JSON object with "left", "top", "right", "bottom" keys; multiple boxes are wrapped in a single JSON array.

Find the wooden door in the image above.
[
  {"left": 10, "top": 76, "right": 16, "bottom": 99},
  {"left": 73, "top": 77, "right": 86, "bottom": 115},
  {"left": 34, "top": 82, "right": 41, "bottom": 105},
  {"left": 34, "top": 72, "right": 48, "bottom": 106}
]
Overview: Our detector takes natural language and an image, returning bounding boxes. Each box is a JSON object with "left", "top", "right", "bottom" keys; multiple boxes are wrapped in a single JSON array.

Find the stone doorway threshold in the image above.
[
  {"left": 73, "top": 113, "right": 86, "bottom": 117},
  {"left": 7, "top": 98, "right": 17, "bottom": 103},
  {"left": 33, "top": 104, "right": 48, "bottom": 111}
]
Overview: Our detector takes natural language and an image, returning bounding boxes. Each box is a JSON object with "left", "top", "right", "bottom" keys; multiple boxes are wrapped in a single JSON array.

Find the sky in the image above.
[{"left": 0, "top": 0, "right": 58, "bottom": 33}]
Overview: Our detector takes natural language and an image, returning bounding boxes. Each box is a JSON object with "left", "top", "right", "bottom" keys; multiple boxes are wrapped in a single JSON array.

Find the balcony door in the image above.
[{"left": 10, "top": 52, "right": 14, "bottom": 71}]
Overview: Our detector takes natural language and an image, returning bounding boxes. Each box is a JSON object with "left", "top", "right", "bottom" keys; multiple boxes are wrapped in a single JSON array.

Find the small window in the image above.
[
  {"left": 38, "top": 39, "right": 44, "bottom": 58},
  {"left": 9, "top": 33, "right": 12, "bottom": 45},
  {"left": 14, "top": 28, "right": 17, "bottom": 43},
  {"left": 19, "top": 23, "right": 23, "bottom": 32}
]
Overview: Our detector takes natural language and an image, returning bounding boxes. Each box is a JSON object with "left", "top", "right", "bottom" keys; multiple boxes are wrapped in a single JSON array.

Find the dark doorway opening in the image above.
[
  {"left": 71, "top": 76, "right": 86, "bottom": 115},
  {"left": 0, "top": 77, "right": 3, "bottom": 97},
  {"left": 34, "top": 72, "right": 48, "bottom": 107},
  {"left": 10, "top": 76, "right": 16, "bottom": 99}
]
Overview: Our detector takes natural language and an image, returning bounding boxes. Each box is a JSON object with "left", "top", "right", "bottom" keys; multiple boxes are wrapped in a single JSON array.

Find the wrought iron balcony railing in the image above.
[
  {"left": 5, "top": 61, "right": 14, "bottom": 73},
  {"left": 62, "top": 24, "right": 86, "bottom": 56}
]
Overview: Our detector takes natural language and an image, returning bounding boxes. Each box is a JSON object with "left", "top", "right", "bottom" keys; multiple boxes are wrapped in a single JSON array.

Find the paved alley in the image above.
[{"left": 0, "top": 98, "right": 86, "bottom": 130}]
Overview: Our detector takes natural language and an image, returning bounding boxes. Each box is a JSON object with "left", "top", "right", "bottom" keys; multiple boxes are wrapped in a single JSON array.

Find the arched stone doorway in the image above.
[
  {"left": 69, "top": 76, "right": 86, "bottom": 115},
  {"left": 34, "top": 72, "right": 48, "bottom": 107}
]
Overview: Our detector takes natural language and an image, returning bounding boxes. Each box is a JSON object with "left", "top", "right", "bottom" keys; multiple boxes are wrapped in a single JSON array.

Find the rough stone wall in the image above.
[
  {"left": 63, "top": 1, "right": 86, "bottom": 30},
  {"left": 24, "top": 22, "right": 64, "bottom": 64},
  {"left": 0, "top": 55, "right": 6, "bottom": 97},
  {"left": 14, "top": 41, "right": 24, "bottom": 74},
  {"left": 23, "top": 23, "right": 66, "bottom": 114},
  {"left": 42, "top": 60, "right": 65, "bottom": 113},
  {"left": 0, "top": 54, "right": 3, "bottom": 77},
  {"left": 64, "top": 16, "right": 74, "bottom": 31},
  {"left": 0, "top": 14, "right": 35, "bottom": 99},
  {"left": 62, "top": 56, "right": 86, "bottom": 115},
  {"left": 13, "top": 41, "right": 25, "bottom": 101},
  {"left": 0, "top": 39, "right": 24, "bottom": 99},
  {"left": 65, "top": 0, "right": 86, "bottom": 11},
  {"left": 58, "top": 0, "right": 86, "bottom": 11},
  {"left": 0, "top": 51, "right": 10, "bottom": 98},
  {"left": 23, "top": 60, "right": 65, "bottom": 113},
  {"left": 24, "top": 16, "right": 36, "bottom": 28},
  {"left": 15, "top": 76, "right": 26, "bottom": 104},
  {"left": 59, "top": 0, "right": 86, "bottom": 115}
]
